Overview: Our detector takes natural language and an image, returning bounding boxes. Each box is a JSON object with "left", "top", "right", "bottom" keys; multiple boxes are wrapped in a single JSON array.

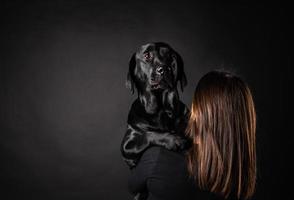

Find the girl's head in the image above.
[{"left": 186, "top": 70, "right": 256, "bottom": 199}]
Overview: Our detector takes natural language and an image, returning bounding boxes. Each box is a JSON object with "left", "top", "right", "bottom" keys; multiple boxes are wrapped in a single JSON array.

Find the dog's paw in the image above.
[
  {"left": 134, "top": 192, "right": 148, "bottom": 200},
  {"left": 174, "top": 135, "right": 189, "bottom": 150},
  {"left": 125, "top": 159, "right": 137, "bottom": 169},
  {"left": 164, "top": 135, "right": 187, "bottom": 151}
]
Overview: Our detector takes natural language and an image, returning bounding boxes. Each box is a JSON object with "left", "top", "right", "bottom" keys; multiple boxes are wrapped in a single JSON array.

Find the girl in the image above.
[{"left": 128, "top": 70, "right": 257, "bottom": 200}]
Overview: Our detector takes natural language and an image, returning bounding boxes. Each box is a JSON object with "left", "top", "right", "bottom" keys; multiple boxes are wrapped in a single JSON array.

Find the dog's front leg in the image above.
[
  {"left": 147, "top": 131, "right": 189, "bottom": 151},
  {"left": 121, "top": 125, "right": 151, "bottom": 168}
]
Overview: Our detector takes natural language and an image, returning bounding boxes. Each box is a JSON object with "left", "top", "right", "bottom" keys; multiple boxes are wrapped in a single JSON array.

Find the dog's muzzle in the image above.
[{"left": 150, "top": 66, "right": 170, "bottom": 90}]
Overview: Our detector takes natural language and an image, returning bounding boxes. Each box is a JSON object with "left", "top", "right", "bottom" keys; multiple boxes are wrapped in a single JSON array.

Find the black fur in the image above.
[{"left": 121, "top": 42, "right": 191, "bottom": 169}]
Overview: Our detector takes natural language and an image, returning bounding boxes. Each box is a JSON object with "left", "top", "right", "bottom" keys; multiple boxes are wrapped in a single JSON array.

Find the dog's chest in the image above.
[
  {"left": 128, "top": 99, "right": 187, "bottom": 134},
  {"left": 151, "top": 110, "right": 178, "bottom": 132}
]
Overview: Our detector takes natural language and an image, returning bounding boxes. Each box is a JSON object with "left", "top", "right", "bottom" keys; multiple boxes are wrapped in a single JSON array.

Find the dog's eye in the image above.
[{"left": 143, "top": 52, "right": 152, "bottom": 61}]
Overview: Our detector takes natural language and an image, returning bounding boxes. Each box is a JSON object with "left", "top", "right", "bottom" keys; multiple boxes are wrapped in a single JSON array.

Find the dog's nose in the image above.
[{"left": 156, "top": 66, "right": 164, "bottom": 75}]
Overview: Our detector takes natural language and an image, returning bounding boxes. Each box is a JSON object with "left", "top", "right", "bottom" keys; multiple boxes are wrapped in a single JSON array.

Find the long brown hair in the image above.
[{"left": 186, "top": 70, "right": 256, "bottom": 199}]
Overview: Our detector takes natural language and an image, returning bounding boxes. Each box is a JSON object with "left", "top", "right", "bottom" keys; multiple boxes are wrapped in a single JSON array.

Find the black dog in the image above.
[{"left": 121, "top": 42, "right": 191, "bottom": 170}]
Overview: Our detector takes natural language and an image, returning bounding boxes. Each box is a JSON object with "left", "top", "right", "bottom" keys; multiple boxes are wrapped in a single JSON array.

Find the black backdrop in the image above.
[{"left": 0, "top": 1, "right": 291, "bottom": 200}]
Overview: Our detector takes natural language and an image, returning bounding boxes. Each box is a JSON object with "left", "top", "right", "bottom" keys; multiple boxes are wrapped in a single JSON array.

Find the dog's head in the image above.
[{"left": 126, "top": 42, "right": 187, "bottom": 95}]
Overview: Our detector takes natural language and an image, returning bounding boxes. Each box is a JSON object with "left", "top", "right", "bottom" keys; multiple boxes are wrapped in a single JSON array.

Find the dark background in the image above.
[{"left": 0, "top": 1, "right": 291, "bottom": 200}]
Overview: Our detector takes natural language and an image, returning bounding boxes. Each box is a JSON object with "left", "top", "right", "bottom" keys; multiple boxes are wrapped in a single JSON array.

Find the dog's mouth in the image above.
[
  {"left": 150, "top": 80, "right": 168, "bottom": 90},
  {"left": 151, "top": 84, "right": 161, "bottom": 90},
  {"left": 150, "top": 80, "right": 162, "bottom": 90}
]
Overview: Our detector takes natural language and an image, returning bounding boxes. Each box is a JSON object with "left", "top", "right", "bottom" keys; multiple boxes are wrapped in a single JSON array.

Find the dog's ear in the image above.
[
  {"left": 126, "top": 53, "right": 136, "bottom": 94},
  {"left": 172, "top": 51, "right": 187, "bottom": 92}
]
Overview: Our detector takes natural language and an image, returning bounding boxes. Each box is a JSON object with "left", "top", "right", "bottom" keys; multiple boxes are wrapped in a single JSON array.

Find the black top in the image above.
[{"left": 128, "top": 146, "right": 219, "bottom": 200}]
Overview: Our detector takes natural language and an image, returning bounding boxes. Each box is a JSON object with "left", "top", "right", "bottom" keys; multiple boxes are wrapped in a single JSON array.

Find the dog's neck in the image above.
[{"left": 138, "top": 89, "right": 179, "bottom": 115}]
